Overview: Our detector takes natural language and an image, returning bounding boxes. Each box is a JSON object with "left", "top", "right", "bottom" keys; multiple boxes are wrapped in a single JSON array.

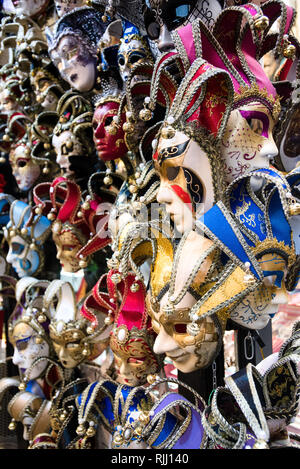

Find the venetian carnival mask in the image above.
[
  {"left": 148, "top": 296, "right": 219, "bottom": 374},
  {"left": 3, "top": 198, "right": 51, "bottom": 278},
  {"left": 111, "top": 333, "right": 159, "bottom": 387},
  {"left": 118, "top": 36, "right": 152, "bottom": 83},
  {"left": 9, "top": 144, "right": 41, "bottom": 192},
  {"left": 144, "top": 0, "right": 222, "bottom": 52},
  {"left": 92, "top": 100, "right": 128, "bottom": 162},
  {"left": 52, "top": 130, "right": 83, "bottom": 177},
  {"left": 11, "top": 322, "right": 50, "bottom": 380},
  {"left": 52, "top": 221, "right": 85, "bottom": 273},
  {"left": 31, "top": 69, "right": 60, "bottom": 112},
  {"left": 10, "top": 0, "right": 49, "bottom": 17},
  {"left": 6, "top": 234, "right": 41, "bottom": 278},
  {"left": 54, "top": 0, "right": 85, "bottom": 17},
  {"left": 50, "top": 35, "right": 97, "bottom": 93},
  {"left": 221, "top": 102, "right": 278, "bottom": 184},
  {"left": 154, "top": 130, "right": 215, "bottom": 233}
]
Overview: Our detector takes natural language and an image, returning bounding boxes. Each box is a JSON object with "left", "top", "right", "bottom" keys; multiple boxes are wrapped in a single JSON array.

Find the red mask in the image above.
[{"left": 92, "top": 101, "right": 128, "bottom": 162}]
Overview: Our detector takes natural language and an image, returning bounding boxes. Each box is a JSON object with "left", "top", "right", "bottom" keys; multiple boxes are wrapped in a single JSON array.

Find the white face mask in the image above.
[
  {"left": 118, "top": 38, "right": 150, "bottom": 83},
  {"left": 52, "top": 131, "right": 83, "bottom": 177},
  {"left": 51, "top": 36, "right": 96, "bottom": 92},
  {"left": 155, "top": 131, "right": 215, "bottom": 234},
  {"left": 6, "top": 234, "right": 40, "bottom": 278},
  {"left": 221, "top": 102, "right": 278, "bottom": 183},
  {"left": 12, "top": 0, "right": 48, "bottom": 16},
  {"left": 9, "top": 145, "right": 41, "bottom": 192},
  {"left": 12, "top": 323, "right": 50, "bottom": 380}
]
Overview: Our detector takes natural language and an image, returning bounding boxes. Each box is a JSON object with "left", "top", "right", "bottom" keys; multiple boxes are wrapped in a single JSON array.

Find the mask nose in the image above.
[
  {"left": 12, "top": 347, "right": 22, "bottom": 367},
  {"left": 156, "top": 183, "right": 173, "bottom": 205},
  {"left": 153, "top": 326, "right": 178, "bottom": 355},
  {"left": 157, "top": 25, "right": 175, "bottom": 53}
]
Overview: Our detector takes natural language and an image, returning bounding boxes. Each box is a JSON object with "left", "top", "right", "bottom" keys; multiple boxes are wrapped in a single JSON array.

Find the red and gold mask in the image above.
[{"left": 92, "top": 100, "right": 128, "bottom": 162}]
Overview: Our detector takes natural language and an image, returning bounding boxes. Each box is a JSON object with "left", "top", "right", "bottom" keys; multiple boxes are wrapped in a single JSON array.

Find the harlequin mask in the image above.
[
  {"left": 12, "top": 322, "right": 50, "bottom": 380},
  {"left": 8, "top": 278, "right": 52, "bottom": 381},
  {"left": 144, "top": 0, "right": 221, "bottom": 51},
  {"left": 148, "top": 295, "right": 219, "bottom": 373},
  {"left": 2, "top": 197, "right": 51, "bottom": 278},
  {"left": 33, "top": 177, "right": 110, "bottom": 273},
  {"left": 154, "top": 131, "right": 215, "bottom": 233},
  {"left": 151, "top": 58, "right": 234, "bottom": 233},
  {"left": 92, "top": 99, "right": 128, "bottom": 162},
  {"left": 9, "top": 143, "right": 41, "bottom": 192},
  {"left": 221, "top": 102, "right": 278, "bottom": 183},
  {"left": 44, "top": 280, "right": 111, "bottom": 369},
  {"left": 88, "top": 271, "right": 161, "bottom": 386},
  {"left": 118, "top": 22, "right": 153, "bottom": 83}
]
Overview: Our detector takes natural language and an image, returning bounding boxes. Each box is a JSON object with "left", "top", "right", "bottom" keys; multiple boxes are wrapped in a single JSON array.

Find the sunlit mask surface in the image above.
[{"left": 221, "top": 102, "right": 278, "bottom": 183}]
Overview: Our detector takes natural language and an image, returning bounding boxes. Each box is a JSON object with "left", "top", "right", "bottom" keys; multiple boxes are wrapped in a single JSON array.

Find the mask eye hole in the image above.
[
  {"left": 118, "top": 56, "right": 125, "bottom": 66},
  {"left": 166, "top": 166, "right": 180, "bottom": 181},
  {"left": 174, "top": 323, "right": 187, "bottom": 334},
  {"left": 104, "top": 116, "right": 114, "bottom": 127},
  {"left": 17, "top": 159, "right": 28, "bottom": 168},
  {"left": 246, "top": 118, "right": 263, "bottom": 136}
]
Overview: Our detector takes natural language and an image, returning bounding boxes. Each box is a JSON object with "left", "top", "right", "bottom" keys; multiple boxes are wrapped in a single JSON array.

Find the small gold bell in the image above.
[
  {"left": 77, "top": 211, "right": 83, "bottom": 218},
  {"left": 47, "top": 212, "right": 56, "bottom": 221},
  {"left": 86, "top": 326, "right": 94, "bottom": 335},
  {"left": 44, "top": 143, "right": 51, "bottom": 150},
  {"left": 104, "top": 314, "right": 114, "bottom": 325},
  {"left": 101, "top": 15, "right": 108, "bottom": 22},
  {"left": 123, "top": 122, "right": 134, "bottom": 133},
  {"left": 254, "top": 15, "right": 269, "bottom": 31},
  {"left": 104, "top": 175, "right": 113, "bottom": 186},
  {"left": 21, "top": 227, "right": 28, "bottom": 235},
  {"left": 161, "top": 126, "right": 175, "bottom": 140},
  {"left": 18, "top": 382, "right": 26, "bottom": 391},
  {"left": 8, "top": 419, "right": 17, "bottom": 431},
  {"left": 59, "top": 410, "right": 68, "bottom": 421},
  {"left": 113, "top": 433, "right": 124, "bottom": 446},
  {"left": 139, "top": 108, "right": 153, "bottom": 121},
  {"left": 76, "top": 424, "right": 86, "bottom": 436},
  {"left": 37, "top": 313, "right": 47, "bottom": 323},
  {"left": 283, "top": 43, "right": 296, "bottom": 59},
  {"left": 43, "top": 166, "right": 50, "bottom": 175},
  {"left": 82, "top": 348, "right": 90, "bottom": 356},
  {"left": 86, "top": 426, "right": 96, "bottom": 437},
  {"left": 288, "top": 201, "right": 300, "bottom": 216},
  {"left": 253, "top": 439, "right": 269, "bottom": 449},
  {"left": 129, "top": 184, "right": 138, "bottom": 194},
  {"left": 3, "top": 134, "right": 11, "bottom": 142},
  {"left": 35, "top": 206, "right": 42, "bottom": 215},
  {"left": 82, "top": 201, "right": 90, "bottom": 210},
  {"left": 130, "top": 282, "right": 140, "bottom": 293},
  {"left": 111, "top": 273, "right": 122, "bottom": 284},
  {"left": 147, "top": 374, "right": 158, "bottom": 385},
  {"left": 79, "top": 259, "right": 88, "bottom": 269},
  {"left": 35, "top": 336, "right": 43, "bottom": 344}
]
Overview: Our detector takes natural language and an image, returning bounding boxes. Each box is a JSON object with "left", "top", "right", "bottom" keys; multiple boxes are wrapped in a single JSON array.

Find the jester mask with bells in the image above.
[
  {"left": 81, "top": 270, "right": 161, "bottom": 387},
  {"left": 33, "top": 176, "right": 112, "bottom": 273},
  {"left": 40, "top": 90, "right": 97, "bottom": 182},
  {"left": 117, "top": 20, "right": 153, "bottom": 84},
  {"left": 168, "top": 1, "right": 297, "bottom": 184},
  {"left": 4, "top": 277, "right": 63, "bottom": 441},
  {"left": 43, "top": 280, "right": 112, "bottom": 369},
  {"left": 0, "top": 194, "right": 52, "bottom": 278},
  {"left": 152, "top": 56, "right": 234, "bottom": 234},
  {"left": 8, "top": 123, "right": 58, "bottom": 194}
]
